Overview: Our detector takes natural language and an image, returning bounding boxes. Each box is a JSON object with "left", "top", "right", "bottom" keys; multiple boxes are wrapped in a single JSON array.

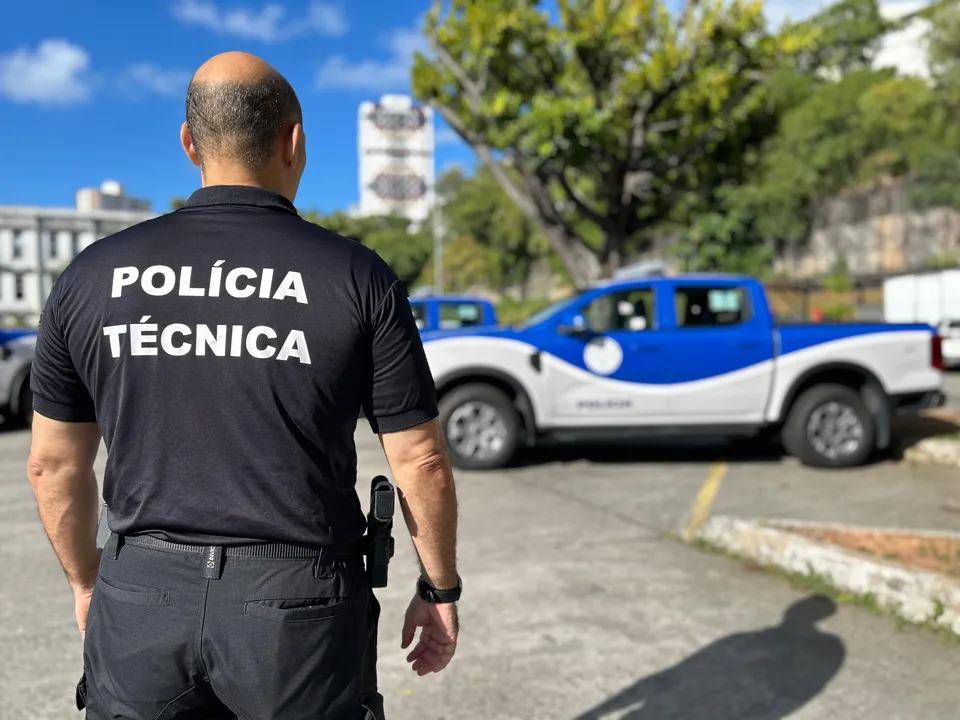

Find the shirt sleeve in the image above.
[
  {"left": 362, "top": 271, "right": 438, "bottom": 434},
  {"left": 30, "top": 281, "right": 97, "bottom": 423}
]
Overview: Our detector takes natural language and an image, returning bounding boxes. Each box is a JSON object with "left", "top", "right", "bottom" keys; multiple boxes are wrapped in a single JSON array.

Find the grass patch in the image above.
[{"left": 691, "top": 537, "right": 960, "bottom": 647}]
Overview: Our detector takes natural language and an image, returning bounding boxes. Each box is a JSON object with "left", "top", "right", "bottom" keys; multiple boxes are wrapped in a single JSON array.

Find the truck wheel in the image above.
[
  {"left": 438, "top": 384, "right": 520, "bottom": 470},
  {"left": 18, "top": 379, "right": 33, "bottom": 428},
  {"left": 782, "top": 384, "right": 874, "bottom": 468}
]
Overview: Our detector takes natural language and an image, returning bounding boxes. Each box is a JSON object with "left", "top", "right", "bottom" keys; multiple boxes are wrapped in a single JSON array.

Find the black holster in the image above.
[{"left": 366, "top": 476, "right": 395, "bottom": 588}]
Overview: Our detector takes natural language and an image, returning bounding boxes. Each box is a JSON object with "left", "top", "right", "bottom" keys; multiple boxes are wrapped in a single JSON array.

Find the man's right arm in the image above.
[
  {"left": 379, "top": 420, "right": 458, "bottom": 590},
  {"left": 359, "top": 268, "right": 458, "bottom": 587},
  {"left": 360, "top": 266, "right": 460, "bottom": 674}
]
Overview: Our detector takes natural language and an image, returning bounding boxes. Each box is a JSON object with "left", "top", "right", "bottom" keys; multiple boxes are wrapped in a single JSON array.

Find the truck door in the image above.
[
  {"left": 537, "top": 284, "right": 671, "bottom": 426},
  {"left": 658, "top": 283, "right": 774, "bottom": 423}
]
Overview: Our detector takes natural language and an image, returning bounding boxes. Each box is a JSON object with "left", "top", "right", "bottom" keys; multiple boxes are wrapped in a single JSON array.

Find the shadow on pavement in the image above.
[
  {"left": 514, "top": 437, "right": 787, "bottom": 467},
  {"left": 891, "top": 412, "right": 960, "bottom": 456},
  {"left": 573, "top": 595, "right": 845, "bottom": 720}
]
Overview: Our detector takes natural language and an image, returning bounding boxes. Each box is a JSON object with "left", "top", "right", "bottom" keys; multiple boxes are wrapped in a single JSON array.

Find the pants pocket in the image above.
[
  {"left": 244, "top": 595, "right": 351, "bottom": 622},
  {"left": 96, "top": 575, "right": 169, "bottom": 605}
]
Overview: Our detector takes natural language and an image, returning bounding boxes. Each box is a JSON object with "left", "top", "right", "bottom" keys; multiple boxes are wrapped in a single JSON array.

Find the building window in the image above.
[
  {"left": 48, "top": 232, "right": 59, "bottom": 259},
  {"left": 14, "top": 275, "right": 24, "bottom": 301},
  {"left": 12, "top": 230, "right": 24, "bottom": 260},
  {"left": 71, "top": 232, "right": 81, "bottom": 257}
]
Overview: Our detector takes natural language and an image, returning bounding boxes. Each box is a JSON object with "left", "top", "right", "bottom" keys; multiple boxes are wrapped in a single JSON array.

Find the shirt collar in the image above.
[{"left": 182, "top": 185, "right": 299, "bottom": 216}]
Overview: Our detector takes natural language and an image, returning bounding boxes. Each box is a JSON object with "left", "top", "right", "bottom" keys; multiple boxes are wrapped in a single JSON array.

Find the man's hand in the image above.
[
  {"left": 74, "top": 585, "right": 94, "bottom": 636},
  {"left": 401, "top": 595, "right": 458, "bottom": 676}
]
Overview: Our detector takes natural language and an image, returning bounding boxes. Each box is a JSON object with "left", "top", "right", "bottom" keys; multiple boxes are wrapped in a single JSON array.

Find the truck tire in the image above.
[
  {"left": 782, "top": 384, "right": 875, "bottom": 468},
  {"left": 438, "top": 383, "right": 520, "bottom": 470}
]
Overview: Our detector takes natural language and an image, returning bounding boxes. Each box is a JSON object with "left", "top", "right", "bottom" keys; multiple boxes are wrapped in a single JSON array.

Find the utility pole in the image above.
[{"left": 432, "top": 197, "right": 443, "bottom": 294}]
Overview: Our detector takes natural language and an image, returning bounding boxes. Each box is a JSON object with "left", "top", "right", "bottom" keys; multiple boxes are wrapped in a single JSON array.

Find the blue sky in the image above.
[
  {"left": 0, "top": 0, "right": 928, "bottom": 216},
  {"left": 0, "top": 0, "right": 474, "bottom": 215}
]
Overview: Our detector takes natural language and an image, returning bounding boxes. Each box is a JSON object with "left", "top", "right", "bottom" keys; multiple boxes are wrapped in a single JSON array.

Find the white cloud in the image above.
[
  {"left": 0, "top": 39, "right": 91, "bottom": 105},
  {"left": 171, "top": 0, "right": 347, "bottom": 42},
  {"left": 315, "top": 27, "right": 428, "bottom": 92},
  {"left": 122, "top": 63, "right": 193, "bottom": 97}
]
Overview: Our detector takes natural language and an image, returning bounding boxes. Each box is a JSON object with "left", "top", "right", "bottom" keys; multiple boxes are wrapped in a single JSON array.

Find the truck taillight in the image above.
[{"left": 932, "top": 334, "right": 943, "bottom": 370}]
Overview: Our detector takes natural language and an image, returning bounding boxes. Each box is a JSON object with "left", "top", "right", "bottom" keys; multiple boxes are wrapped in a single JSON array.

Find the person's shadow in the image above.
[{"left": 574, "top": 595, "right": 845, "bottom": 720}]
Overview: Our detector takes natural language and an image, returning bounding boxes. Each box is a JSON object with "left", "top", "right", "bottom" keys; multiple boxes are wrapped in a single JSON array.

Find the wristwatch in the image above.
[{"left": 417, "top": 574, "right": 462, "bottom": 603}]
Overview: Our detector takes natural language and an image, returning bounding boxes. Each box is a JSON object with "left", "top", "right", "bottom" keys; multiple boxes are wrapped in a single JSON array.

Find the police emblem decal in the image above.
[{"left": 582, "top": 336, "right": 623, "bottom": 376}]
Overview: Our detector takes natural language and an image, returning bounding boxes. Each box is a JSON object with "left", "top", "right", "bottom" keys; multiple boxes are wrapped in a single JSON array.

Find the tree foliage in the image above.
[
  {"left": 412, "top": 0, "right": 813, "bottom": 286},
  {"left": 431, "top": 165, "right": 549, "bottom": 293},
  {"left": 303, "top": 211, "right": 432, "bottom": 290},
  {"left": 676, "top": 0, "right": 960, "bottom": 273}
]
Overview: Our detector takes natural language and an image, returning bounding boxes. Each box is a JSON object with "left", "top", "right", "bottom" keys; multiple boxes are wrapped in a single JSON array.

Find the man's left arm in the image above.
[{"left": 27, "top": 280, "right": 102, "bottom": 633}]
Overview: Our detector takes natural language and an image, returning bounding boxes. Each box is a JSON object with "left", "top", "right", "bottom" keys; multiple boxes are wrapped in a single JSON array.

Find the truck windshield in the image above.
[{"left": 518, "top": 295, "right": 581, "bottom": 328}]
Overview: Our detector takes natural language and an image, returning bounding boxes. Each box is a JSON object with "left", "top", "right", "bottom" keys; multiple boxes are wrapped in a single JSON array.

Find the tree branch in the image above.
[
  {"left": 555, "top": 167, "right": 612, "bottom": 231},
  {"left": 433, "top": 105, "right": 541, "bottom": 224},
  {"left": 649, "top": 77, "right": 760, "bottom": 178}
]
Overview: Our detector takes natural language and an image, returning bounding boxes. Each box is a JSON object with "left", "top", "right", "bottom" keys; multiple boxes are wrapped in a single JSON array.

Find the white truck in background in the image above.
[{"left": 884, "top": 270, "right": 960, "bottom": 368}]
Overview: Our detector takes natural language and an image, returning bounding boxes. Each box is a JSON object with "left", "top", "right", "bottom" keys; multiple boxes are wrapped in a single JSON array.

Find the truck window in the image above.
[
  {"left": 411, "top": 302, "right": 426, "bottom": 330},
  {"left": 675, "top": 286, "right": 749, "bottom": 327},
  {"left": 584, "top": 289, "right": 655, "bottom": 332},
  {"left": 439, "top": 302, "right": 482, "bottom": 329}
]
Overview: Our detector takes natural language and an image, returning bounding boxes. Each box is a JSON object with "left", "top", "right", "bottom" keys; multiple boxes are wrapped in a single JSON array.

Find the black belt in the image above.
[{"left": 122, "top": 533, "right": 362, "bottom": 559}]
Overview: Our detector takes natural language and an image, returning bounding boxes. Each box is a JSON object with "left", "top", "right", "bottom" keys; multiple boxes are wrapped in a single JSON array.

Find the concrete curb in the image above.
[
  {"left": 903, "top": 437, "right": 960, "bottom": 468},
  {"left": 695, "top": 515, "right": 960, "bottom": 635}
]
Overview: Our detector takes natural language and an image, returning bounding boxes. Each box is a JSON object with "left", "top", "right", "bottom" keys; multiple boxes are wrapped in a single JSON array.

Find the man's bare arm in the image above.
[
  {"left": 27, "top": 413, "right": 102, "bottom": 593},
  {"left": 380, "top": 419, "right": 458, "bottom": 589}
]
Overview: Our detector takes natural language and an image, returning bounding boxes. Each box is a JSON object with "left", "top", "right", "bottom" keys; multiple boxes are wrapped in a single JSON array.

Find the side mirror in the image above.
[{"left": 557, "top": 314, "right": 591, "bottom": 337}]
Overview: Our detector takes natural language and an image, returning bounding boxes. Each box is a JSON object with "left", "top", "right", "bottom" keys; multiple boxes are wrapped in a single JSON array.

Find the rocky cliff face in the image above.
[{"left": 775, "top": 183, "right": 960, "bottom": 278}]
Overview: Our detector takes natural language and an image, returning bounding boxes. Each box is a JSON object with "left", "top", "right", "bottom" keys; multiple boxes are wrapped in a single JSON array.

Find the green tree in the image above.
[
  {"left": 791, "top": 0, "right": 890, "bottom": 75},
  {"left": 704, "top": 68, "right": 942, "bottom": 259},
  {"left": 304, "top": 211, "right": 432, "bottom": 290},
  {"left": 170, "top": 197, "right": 186, "bottom": 211},
  {"left": 412, "top": 0, "right": 812, "bottom": 287},
  {"left": 435, "top": 165, "right": 547, "bottom": 294},
  {"left": 910, "top": 151, "right": 960, "bottom": 210}
]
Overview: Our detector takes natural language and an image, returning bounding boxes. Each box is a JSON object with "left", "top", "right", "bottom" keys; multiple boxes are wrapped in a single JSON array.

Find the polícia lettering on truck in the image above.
[{"left": 419, "top": 274, "right": 945, "bottom": 470}]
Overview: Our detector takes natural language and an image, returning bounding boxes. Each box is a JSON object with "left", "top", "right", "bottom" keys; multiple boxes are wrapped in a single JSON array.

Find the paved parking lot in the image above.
[{"left": 3, "top": 424, "right": 960, "bottom": 719}]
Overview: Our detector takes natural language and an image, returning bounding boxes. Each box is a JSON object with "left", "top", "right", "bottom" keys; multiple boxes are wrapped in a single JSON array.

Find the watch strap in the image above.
[{"left": 417, "top": 575, "right": 462, "bottom": 603}]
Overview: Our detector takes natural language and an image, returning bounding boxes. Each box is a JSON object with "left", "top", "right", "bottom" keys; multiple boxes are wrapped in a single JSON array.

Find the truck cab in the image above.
[{"left": 408, "top": 294, "right": 498, "bottom": 334}]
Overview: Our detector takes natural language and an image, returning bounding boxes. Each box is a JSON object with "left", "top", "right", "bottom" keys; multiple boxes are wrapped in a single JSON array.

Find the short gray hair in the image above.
[{"left": 185, "top": 73, "right": 302, "bottom": 170}]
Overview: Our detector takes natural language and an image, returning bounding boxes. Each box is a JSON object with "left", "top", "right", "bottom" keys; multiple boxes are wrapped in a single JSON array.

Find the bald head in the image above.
[{"left": 184, "top": 52, "right": 302, "bottom": 172}]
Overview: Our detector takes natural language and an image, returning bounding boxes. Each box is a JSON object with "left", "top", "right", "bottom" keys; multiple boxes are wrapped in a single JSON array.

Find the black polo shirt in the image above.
[{"left": 30, "top": 186, "right": 438, "bottom": 547}]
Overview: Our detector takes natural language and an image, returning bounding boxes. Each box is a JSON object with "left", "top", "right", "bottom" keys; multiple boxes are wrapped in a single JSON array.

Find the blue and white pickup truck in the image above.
[
  {"left": 421, "top": 274, "right": 945, "bottom": 470},
  {"left": 0, "top": 328, "right": 37, "bottom": 428},
  {"left": 409, "top": 293, "right": 498, "bottom": 333}
]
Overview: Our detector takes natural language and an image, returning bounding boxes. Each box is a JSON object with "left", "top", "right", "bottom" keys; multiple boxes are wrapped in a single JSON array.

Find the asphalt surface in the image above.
[{"left": 3, "top": 425, "right": 960, "bottom": 720}]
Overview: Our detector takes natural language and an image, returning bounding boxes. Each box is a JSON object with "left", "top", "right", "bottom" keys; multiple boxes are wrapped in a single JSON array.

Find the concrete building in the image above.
[
  {"left": 0, "top": 186, "right": 155, "bottom": 326},
  {"left": 357, "top": 94, "right": 435, "bottom": 224},
  {"left": 75, "top": 180, "right": 152, "bottom": 213}
]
